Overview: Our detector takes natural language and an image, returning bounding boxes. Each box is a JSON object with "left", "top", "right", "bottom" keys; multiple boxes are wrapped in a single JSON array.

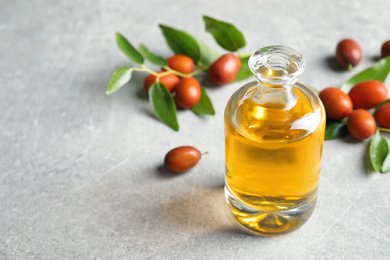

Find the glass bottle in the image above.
[{"left": 224, "top": 45, "right": 325, "bottom": 236}]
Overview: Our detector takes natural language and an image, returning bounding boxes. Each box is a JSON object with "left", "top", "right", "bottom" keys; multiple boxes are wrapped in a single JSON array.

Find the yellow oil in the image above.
[{"left": 224, "top": 82, "right": 325, "bottom": 235}]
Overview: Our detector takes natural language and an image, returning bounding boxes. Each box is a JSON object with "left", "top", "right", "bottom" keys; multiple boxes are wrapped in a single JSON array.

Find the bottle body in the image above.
[{"left": 224, "top": 46, "right": 325, "bottom": 236}]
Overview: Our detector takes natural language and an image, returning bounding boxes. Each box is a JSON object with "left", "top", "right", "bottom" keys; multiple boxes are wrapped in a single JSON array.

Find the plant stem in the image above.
[
  {"left": 237, "top": 49, "right": 243, "bottom": 57},
  {"left": 132, "top": 63, "right": 208, "bottom": 80},
  {"left": 307, "top": 84, "right": 320, "bottom": 94},
  {"left": 238, "top": 51, "right": 252, "bottom": 59},
  {"left": 132, "top": 65, "right": 158, "bottom": 75},
  {"left": 378, "top": 127, "right": 390, "bottom": 133},
  {"left": 196, "top": 62, "right": 209, "bottom": 71},
  {"left": 162, "top": 66, "right": 207, "bottom": 78}
]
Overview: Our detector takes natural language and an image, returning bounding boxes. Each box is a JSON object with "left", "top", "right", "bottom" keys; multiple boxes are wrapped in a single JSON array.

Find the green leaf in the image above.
[
  {"left": 234, "top": 54, "right": 252, "bottom": 82},
  {"left": 340, "top": 56, "right": 390, "bottom": 93},
  {"left": 159, "top": 24, "right": 200, "bottom": 62},
  {"left": 116, "top": 33, "right": 144, "bottom": 65},
  {"left": 369, "top": 131, "right": 389, "bottom": 172},
  {"left": 148, "top": 82, "right": 179, "bottom": 131},
  {"left": 203, "top": 15, "right": 246, "bottom": 52},
  {"left": 195, "top": 38, "right": 220, "bottom": 66},
  {"left": 373, "top": 99, "right": 390, "bottom": 118},
  {"left": 139, "top": 44, "right": 167, "bottom": 67},
  {"left": 159, "top": 24, "right": 219, "bottom": 66},
  {"left": 381, "top": 152, "right": 390, "bottom": 173},
  {"left": 191, "top": 87, "right": 215, "bottom": 115},
  {"left": 324, "top": 119, "right": 349, "bottom": 140},
  {"left": 106, "top": 66, "right": 132, "bottom": 95}
]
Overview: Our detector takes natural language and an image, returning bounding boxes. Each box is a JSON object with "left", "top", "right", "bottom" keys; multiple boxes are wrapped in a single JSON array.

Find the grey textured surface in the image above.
[{"left": 1, "top": 0, "right": 390, "bottom": 259}]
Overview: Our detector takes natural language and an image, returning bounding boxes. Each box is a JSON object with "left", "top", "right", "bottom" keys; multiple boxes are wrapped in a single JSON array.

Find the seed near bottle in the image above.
[
  {"left": 164, "top": 146, "right": 201, "bottom": 173},
  {"left": 208, "top": 53, "right": 242, "bottom": 85},
  {"left": 319, "top": 87, "right": 353, "bottom": 120}
]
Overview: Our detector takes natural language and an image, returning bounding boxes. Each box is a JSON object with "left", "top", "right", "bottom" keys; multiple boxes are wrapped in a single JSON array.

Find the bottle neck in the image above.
[
  {"left": 254, "top": 81, "right": 297, "bottom": 109},
  {"left": 248, "top": 45, "right": 305, "bottom": 109}
]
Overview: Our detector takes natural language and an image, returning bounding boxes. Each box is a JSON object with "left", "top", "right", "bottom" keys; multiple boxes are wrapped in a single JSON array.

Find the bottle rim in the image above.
[{"left": 248, "top": 45, "right": 306, "bottom": 83}]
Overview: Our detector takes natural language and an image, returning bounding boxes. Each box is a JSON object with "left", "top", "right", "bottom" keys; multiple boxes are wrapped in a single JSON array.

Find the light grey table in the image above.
[{"left": 1, "top": 1, "right": 390, "bottom": 259}]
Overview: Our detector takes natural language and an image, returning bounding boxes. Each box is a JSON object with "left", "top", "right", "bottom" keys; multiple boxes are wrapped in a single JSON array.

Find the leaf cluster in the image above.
[
  {"left": 323, "top": 56, "right": 390, "bottom": 173},
  {"left": 325, "top": 56, "right": 390, "bottom": 140},
  {"left": 106, "top": 15, "right": 252, "bottom": 131}
]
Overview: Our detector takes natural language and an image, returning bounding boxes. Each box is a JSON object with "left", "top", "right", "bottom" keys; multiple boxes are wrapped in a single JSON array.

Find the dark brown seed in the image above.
[
  {"left": 381, "top": 40, "right": 390, "bottom": 58},
  {"left": 164, "top": 146, "right": 201, "bottom": 172},
  {"left": 336, "top": 39, "right": 362, "bottom": 70}
]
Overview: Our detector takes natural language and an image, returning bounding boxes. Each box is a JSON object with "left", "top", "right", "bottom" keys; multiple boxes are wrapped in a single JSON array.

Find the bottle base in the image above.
[{"left": 225, "top": 185, "right": 317, "bottom": 236}]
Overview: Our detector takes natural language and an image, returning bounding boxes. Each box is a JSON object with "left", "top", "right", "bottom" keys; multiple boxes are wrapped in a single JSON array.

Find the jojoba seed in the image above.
[
  {"left": 167, "top": 54, "right": 195, "bottom": 74},
  {"left": 319, "top": 87, "right": 353, "bottom": 120},
  {"left": 381, "top": 40, "right": 390, "bottom": 58},
  {"left": 143, "top": 70, "right": 180, "bottom": 93},
  {"left": 164, "top": 146, "right": 201, "bottom": 173},
  {"left": 376, "top": 103, "right": 390, "bottom": 128},
  {"left": 336, "top": 38, "right": 362, "bottom": 70},
  {"left": 348, "top": 80, "right": 388, "bottom": 109},
  {"left": 347, "top": 109, "right": 376, "bottom": 140},
  {"left": 208, "top": 53, "right": 242, "bottom": 85},
  {"left": 174, "top": 77, "right": 201, "bottom": 109}
]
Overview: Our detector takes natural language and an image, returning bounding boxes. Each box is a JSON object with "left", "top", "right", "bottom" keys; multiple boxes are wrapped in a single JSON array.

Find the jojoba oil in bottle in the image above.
[{"left": 224, "top": 46, "right": 325, "bottom": 236}]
